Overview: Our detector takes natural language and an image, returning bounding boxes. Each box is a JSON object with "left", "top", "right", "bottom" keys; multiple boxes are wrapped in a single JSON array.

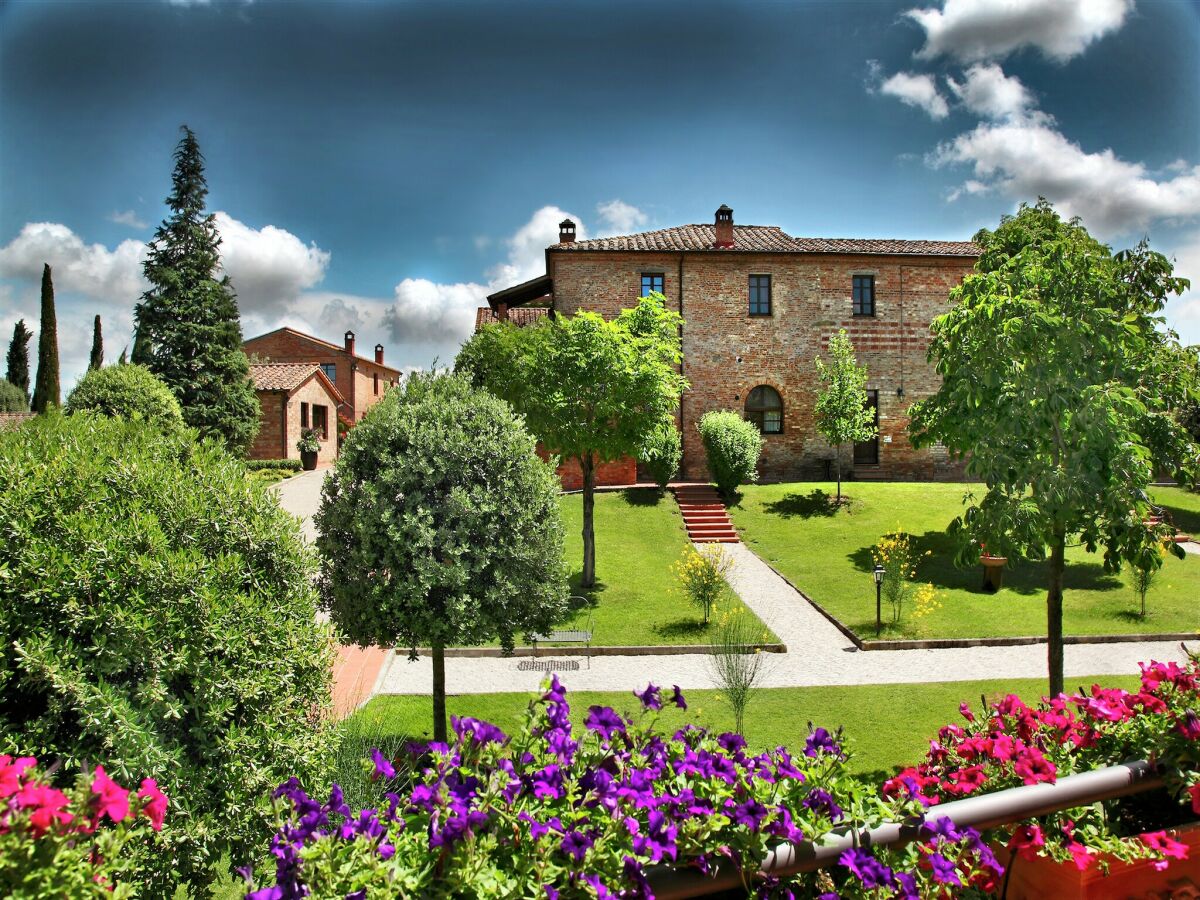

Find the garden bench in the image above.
[{"left": 531, "top": 605, "right": 593, "bottom": 665}]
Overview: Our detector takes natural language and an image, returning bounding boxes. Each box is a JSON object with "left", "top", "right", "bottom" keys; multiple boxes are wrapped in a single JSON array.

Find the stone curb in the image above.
[
  {"left": 751, "top": 549, "right": 1198, "bottom": 653},
  {"left": 403, "top": 643, "right": 788, "bottom": 658}
]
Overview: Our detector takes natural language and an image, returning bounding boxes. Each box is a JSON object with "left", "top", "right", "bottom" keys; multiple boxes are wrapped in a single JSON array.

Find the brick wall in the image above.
[
  {"left": 250, "top": 392, "right": 287, "bottom": 460},
  {"left": 288, "top": 378, "right": 339, "bottom": 465},
  {"left": 550, "top": 251, "right": 973, "bottom": 482},
  {"left": 249, "top": 378, "right": 339, "bottom": 465}
]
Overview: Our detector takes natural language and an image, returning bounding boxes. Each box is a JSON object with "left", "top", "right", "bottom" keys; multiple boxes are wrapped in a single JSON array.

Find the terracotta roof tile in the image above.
[
  {"left": 249, "top": 362, "right": 337, "bottom": 396},
  {"left": 551, "top": 224, "right": 979, "bottom": 257},
  {"left": 474, "top": 306, "right": 551, "bottom": 331}
]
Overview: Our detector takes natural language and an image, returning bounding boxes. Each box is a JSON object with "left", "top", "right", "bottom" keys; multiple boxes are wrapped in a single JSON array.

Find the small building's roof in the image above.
[
  {"left": 550, "top": 224, "right": 980, "bottom": 257},
  {"left": 244, "top": 327, "right": 403, "bottom": 376},
  {"left": 486, "top": 274, "right": 554, "bottom": 309},
  {"left": 249, "top": 363, "right": 345, "bottom": 403},
  {"left": 475, "top": 306, "right": 551, "bottom": 331}
]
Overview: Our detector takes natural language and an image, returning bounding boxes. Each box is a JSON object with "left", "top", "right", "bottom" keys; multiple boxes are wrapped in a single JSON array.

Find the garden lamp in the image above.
[{"left": 873, "top": 564, "right": 885, "bottom": 637}]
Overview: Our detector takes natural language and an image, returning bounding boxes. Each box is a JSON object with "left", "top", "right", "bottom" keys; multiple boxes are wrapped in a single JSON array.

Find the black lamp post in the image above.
[{"left": 873, "top": 564, "right": 885, "bottom": 637}]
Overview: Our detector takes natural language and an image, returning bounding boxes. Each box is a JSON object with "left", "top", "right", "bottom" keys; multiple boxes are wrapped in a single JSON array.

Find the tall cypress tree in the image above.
[
  {"left": 30, "top": 264, "right": 60, "bottom": 414},
  {"left": 88, "top": 315, "right": 104, "bottom": 371},
  {"left": 130, "top": 324, "right": 151, "bottom": 365},
  {"left": 5, "top": 319, "right": 32, "bottom": 403},
  {"left": 134, "top": 126, "right": 259, "bottom": 453}
]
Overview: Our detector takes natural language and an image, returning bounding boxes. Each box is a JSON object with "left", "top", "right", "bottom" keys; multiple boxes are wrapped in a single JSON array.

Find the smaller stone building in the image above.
[
  {"left": 248, "top": 363, "right": 342, "bottom": 465},
  {"left": 244, "top": 327, "right": 402, "bottom": 422}
]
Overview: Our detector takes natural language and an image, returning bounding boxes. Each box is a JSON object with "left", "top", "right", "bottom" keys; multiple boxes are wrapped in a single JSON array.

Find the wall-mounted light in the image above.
[{"left": 896, "top": 386, "right": 905, "bottom": 399}]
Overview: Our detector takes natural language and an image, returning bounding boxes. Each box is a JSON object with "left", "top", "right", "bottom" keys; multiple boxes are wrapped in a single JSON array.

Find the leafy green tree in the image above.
[
  {"left": 88, "top": 314, "right": 103, "bottom": 371},
  {"left": 457, "top": 293, "right": 686, "bottom": 587},
  {"left": 134, "top": 126, "right": 259, "bottom": 454},
  {"left": 814, "top": 329, "right": 876, "bottom": 503},
  {"left": 0, "top": 413, "right": 334, "bottom": 886},
  {"left": 0, "top": 379, "right": 27, "bottom": 413},
  {"left": 910, "top": 201, "right": 1198, "bottom": 696},
  {"left": 697, "top": 410, "right": 763, "bottom": 495},
  {"left": 30, "top": 264, "right": 59, "bottom": 414},
  {"left": 5, "top": 320, "right": 32, "bottom": 403},
  {"left": 316, "top": 372, "right": 568, "bottom": 742},
  {"left": 65, "top": 363, "right": 184, "bottom": 431},
  {"left": 642, "top": 422, "right": 682, "bottom": 489}
]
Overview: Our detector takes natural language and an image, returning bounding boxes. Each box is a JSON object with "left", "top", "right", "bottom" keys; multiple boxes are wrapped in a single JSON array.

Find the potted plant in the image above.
[
  {"left": 297, "top": 427, "right": 321, "bottom": 471},
  {"left": 978, "top": 542, "right": 1008, "bottom": 592},
  {"left": 884, "top": 652, "right": 1200, "bottom": 897}
]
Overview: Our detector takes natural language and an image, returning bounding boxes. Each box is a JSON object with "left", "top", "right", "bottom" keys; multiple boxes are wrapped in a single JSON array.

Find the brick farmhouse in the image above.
[
  {"left": 247, "top": 363, "right": 343, "bottom": 465},
  {"left": 480, "top": 205, "right": 979, "bottom": 483}
]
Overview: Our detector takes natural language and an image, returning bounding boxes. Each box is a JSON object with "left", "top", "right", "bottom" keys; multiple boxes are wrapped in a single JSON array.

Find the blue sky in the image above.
[{"left": 2, "top": 0, "right": 1199, "bottom": 389}]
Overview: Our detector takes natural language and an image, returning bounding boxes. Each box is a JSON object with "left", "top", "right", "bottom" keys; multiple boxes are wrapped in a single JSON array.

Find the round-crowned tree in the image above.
[
  {"left": 0, "top": 413, "right": 334, "bottom": 887},
  {"left": 316, "top": 372, "right": 568, "bottom": 741},
  {"left": 64, "top": 363, "right": 184, "bottom": 431}
]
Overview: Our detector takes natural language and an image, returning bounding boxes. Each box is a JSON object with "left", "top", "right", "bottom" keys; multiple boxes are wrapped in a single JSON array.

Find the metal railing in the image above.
[{"left": 646, "top": 760, "right": 1163, "bottom": 899}]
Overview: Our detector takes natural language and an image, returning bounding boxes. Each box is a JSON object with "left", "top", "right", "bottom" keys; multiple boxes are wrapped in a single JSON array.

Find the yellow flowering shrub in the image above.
[
  {"left": 673, "top": 543, "right": 732, "bottom": 624},
  {"left": 871, "top": 530, "right": 930, "bottom": 624}
]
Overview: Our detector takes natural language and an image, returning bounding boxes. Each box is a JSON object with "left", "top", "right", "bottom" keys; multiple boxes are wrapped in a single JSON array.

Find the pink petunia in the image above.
[
  {"left": 16, "top": 782, "right": 74, "bottom": 835},
  {"left": 0, "top": 755, "right": 36, "bottom": 799},
  {"left": 1012, "top": 748, "right": 1057, "bottom": 785},
  {"left": 1008, "top": 824, "right": 1045, "bottom": 861},
  {"left": 1141, "top": 831, "right": 1190, "bottom": 871},
  {"left": 91, "top": 766, "right": 130, "bottom": 823},
  {"left": 137, "top": 778, "right": 168, "bottom": 832},
  {"left": 1189, "top": 783, "right": 1200, "bottom": 815}
]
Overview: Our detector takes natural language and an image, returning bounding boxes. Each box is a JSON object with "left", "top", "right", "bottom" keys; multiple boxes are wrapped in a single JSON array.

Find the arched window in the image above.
[{"left": 745, "top": 385, "right": 783, "bottom": 434}]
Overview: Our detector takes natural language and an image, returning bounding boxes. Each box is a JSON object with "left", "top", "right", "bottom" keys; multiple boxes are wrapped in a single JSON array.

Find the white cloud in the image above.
[
  {"left": 595, "top": 199, "right": 648, "bottom": 236},
  {"left": 945, "top": 63, "right": 1036, "bottom": 120},
  {"left": 485, "top": 205, "right": 586, "bottom": 289},
  {"left": 907, "top": 0, "right": 1133, "bottom": 63},
  {"left": 108, "top": 210, "right": 148, "bottom": 230},
  {"left": 212, "top": 212, "right": 330, "bottom": 315},
  {"left": 932, "top": 119, "right": 1200, "bottom": 237},
  {"left": 879, "top": 71, "right": 949, "bottom": 119},
  {"left": 0, "top": 222, "right": 147, "bottom": 304},
  {"left": 1165, "top": 231, "right": 1200, "bottom": 345}
]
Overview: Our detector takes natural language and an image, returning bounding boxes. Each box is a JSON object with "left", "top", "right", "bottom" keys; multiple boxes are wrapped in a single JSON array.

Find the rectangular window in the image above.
[
  {"left": 300, "top": 402, "right": 309, "bottom": 429},
  {"left": 313, "top": 404, "right": 328, "bottom": 440},
  {"left": 373, "top": 372, "right": 380, "bottom": 395},
  {"left": 749, "top": 275, "right": 771, "bottom": 316},
  {"left": 852, "top": 275, "right": 875, "bottom": 316},
  {"left": 320, "top": 362, "right": 336, "bottom": 382},
  {"left": 640, "top": 273, "right": 664, "bottom": 297}
]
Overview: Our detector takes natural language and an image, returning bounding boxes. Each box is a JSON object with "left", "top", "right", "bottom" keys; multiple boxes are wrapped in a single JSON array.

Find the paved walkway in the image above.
[{"left": 273, "top": 472, "right": 1191, "bottom": 698}]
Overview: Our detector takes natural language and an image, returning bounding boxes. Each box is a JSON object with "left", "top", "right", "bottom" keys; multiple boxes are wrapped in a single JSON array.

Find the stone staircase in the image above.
[{"left": 672, "top": 484, "right": 739, "bottom": 543}]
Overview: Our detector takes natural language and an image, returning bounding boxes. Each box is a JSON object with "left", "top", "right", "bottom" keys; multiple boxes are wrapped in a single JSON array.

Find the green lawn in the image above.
[
  {"left": 546, "top": 488, "right": 775, "bottom": 647},
  {"left": 344, "top": 675, "right": 1139, "bottom": 783},
  {"left": 728, "top": 481, "right": 1200, "bottom": 641}
]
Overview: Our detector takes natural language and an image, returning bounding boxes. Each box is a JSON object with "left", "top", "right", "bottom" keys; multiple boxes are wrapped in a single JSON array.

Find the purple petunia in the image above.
[
  {"left": 632, "top": 809, "right": 678, "bottom": 862},
  {"left": 927, "top": 852, "right": 962, "bottom": 885},
  {"left": 369, "top": 748, "right": 395, "bottom": 780},
  {"left": 728, "top": 798, "right": 770, "bottom": 831},
  {"left": 560, "top": 829, "right": 593, "bottom": 862},
  {"left": 584, "top": 705, "right": 627, "bottom": 742},
  {"left": 452, "top": 715, "right": 508, "bottom": 746},
  {"left": 838, "top": 847, "right": 895, "bottom": 890},
  {"left": 634, "top": 683, "right": 663, "bottom": 710},
  {"left": 801, "top": 788, "right": 844, "bottom": 822},
  {"left": 671, "top": 685, "right": 687, "bottom": 709},
  {"left": 804, "top": 727, "right": 843, "bottom": 759}
]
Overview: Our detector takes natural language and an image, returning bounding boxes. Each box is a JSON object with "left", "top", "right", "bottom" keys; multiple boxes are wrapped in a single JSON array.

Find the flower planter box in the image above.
[
  {"left": 996, "top": 824, "right": 1200, "bottom": 899},
  {"left": 980, "top": 555, "right": 1007, "bottom": 592}
]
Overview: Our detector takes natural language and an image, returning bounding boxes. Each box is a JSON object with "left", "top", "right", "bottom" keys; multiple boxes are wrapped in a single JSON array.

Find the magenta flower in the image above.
[
  {"left": 137, "top": 778, "right": 169, "bottom": 832},
  {"left": 16, "top": 782, "right": 74, "bottom": 835},
  {"left": 91, "top": 765, "right": 130, "bottom": 824},
  {"left": 0, "top": 755, "right": 35, "bottom": 799}
]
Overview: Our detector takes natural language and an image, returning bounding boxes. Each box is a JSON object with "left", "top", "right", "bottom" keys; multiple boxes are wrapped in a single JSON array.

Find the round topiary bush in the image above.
[
  {"left": 0, "top": 413, "right": 334, "bottom": 886},
  {"left": 0, "top": 378, "right": 28, "bottom": 412},
  {"left": 698, "top": 410, "right": 763, "bottom": 495},
  {"left": 64, "top": 363, "right": 184, "bottom": 431}
]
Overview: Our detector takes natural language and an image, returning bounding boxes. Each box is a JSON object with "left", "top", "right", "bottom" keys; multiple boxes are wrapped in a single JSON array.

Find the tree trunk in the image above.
[
  {"left": 431, "top": 640, "right": 447, "bottom": 743},
  {"left": 1046, "top": 528, "right": 1066, "bottom": 697},
  {"left": 835, "top": 446, "right": 842, "bottom": 504},
  {"left": 581, "top": 453, "right": 596, "bottom": 588}
]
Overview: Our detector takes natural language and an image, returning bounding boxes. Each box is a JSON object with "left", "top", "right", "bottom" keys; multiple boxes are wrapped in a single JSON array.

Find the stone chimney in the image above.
[
  {"left": 374, "top": 343, "right": 384, "bottom": 365},
  {"left": 714, "top": 205, "right": 734, "bottom": 248},
  {"left": 559, "top": 218, "right": 577, "bottom": 244},
  {"left": 344, "top": 330, "right": 356, "bottom": 356}
]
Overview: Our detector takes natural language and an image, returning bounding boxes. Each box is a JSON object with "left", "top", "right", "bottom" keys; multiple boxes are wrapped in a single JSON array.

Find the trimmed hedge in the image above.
[
  {"left": 698, "top": 410, "right": 763, "bottom": 495},
  {"left": 64, "top": 363, "right": 183, "bottom": 431},
  {"left": 0, "top": 413, "right": 335, "bottom": 887},
  {"left": 0, "top": 378, "right": 28, "bottom": 412},
  {"left": 246, "top": 458, "right": 303, "bottom": 472}
]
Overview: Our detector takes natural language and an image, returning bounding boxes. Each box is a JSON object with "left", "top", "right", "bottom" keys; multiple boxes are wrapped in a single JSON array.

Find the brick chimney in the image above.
[
  {"left": 714, "top": 205, "right": 734, "bottom": 248},
  {"left": 374, "top": 343, "right": 384, "bottom": 365},
  {"left": 344, "top": 330, "right": 356, "bottom": 355},
  {"left": 559, "top": 218, "right": 576, "bottom": 244}
]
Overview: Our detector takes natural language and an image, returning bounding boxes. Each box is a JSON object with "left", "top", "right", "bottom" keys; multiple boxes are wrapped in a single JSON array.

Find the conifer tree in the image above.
[
  {"left": 31, "top": 264, "right": 59, "bottom": 413},
  {"left": 117, "top": 347, "right": 128, "bottom": 366},
  {"left": 134, "top": 126, "right": 259, "bottom": 453},
  {"left": 88, "top": 315, "right": 104, "bottom": 371},
  {"left": 130, "top": 325, "right": 151, "bottom": 365},
  {"left": 5, "top": 319, "right": 32, "bottom": 403}
]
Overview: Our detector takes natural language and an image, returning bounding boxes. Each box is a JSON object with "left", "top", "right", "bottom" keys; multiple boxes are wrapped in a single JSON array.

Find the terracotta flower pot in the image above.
[
  {"left": 980, "top": 555, "right": 1008, "bottom": 593},
  {"left": 994, "top": 824, "right": 1200, "bottom": 899}
]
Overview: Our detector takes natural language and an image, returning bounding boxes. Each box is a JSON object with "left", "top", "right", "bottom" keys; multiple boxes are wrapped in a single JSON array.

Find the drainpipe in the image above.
[
  {"left": 678, "top": 252, "right": 685, "bottom": 473},
  {"left": 646, "top": 760, "right": 1162, "bottom": 899}
]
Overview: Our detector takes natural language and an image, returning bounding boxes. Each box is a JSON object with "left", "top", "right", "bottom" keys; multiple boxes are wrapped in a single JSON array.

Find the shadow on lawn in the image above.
[
  {"left": 620, "top": 487, "right": 665, "bottom": 507},
  {"left": 1156, "top": 502, "right": 1200, "bottom": 536},
  {"left": 846, "top": 530, "right": 1122, "bottom": 596},
  {"left": 763, "top": 488, "right": 840, "bottom": 519},
  {"left": 653, "top": 618, "right": 713, "bottom": 640}
]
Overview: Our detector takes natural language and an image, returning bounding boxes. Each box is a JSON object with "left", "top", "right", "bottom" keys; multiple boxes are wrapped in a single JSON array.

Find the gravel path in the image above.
[{"left": 272, "top": 473, "right": 1190, "bottom": 697}]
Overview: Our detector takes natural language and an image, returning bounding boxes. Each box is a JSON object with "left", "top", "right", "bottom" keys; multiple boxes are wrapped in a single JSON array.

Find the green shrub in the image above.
[
  {"left": 246, "top": 458, "right": 303, "bottom": 472},
  {"left": 641, "top": 422, "right": 682, "bottom": 488},
  {"left": 0, "top": 378, "right": 28, "bottom": 412},
  {"left": 697, "top": 410, "right": 763, "bottom": 495},
  {"left": 0, "top": 414, "right": 335, "bottom": 887},
  {"left": 63, "top": 363, "right": 184, "bottom": 431}
]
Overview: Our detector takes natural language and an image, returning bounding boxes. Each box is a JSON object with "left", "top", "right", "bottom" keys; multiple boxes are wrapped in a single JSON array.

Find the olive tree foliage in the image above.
[
  {"left": 456, "top": 293, "right": 687, "bottom": 588},
  {"left": 910, "top": 201, "right": 1199, "bottom": 697},
  {"left": 0, "top": 413, "right": 334, "bottom": 887},
  {"left": 315, "top": 372, "right": 569, "bottom": 742},
  {"left": 814, "top": 329, "right": 876, "bottom": 503},
  {"left": 64, "top": 363, "right": 184, "bottom": 431}
]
